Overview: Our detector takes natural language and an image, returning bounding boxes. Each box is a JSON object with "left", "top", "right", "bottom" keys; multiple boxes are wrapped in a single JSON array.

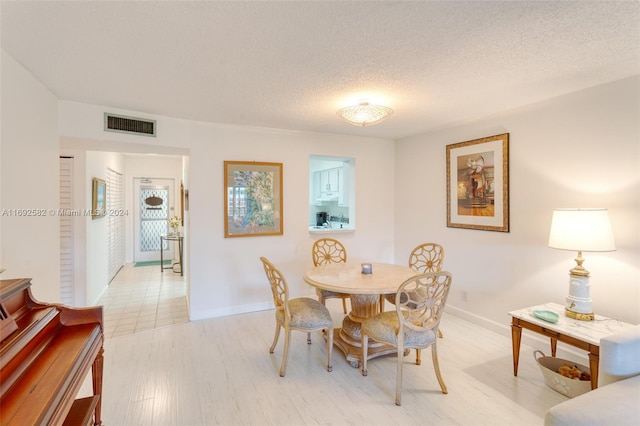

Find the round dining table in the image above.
[{"left": 303, "top": 262, "right": 418, "bottom": 368}]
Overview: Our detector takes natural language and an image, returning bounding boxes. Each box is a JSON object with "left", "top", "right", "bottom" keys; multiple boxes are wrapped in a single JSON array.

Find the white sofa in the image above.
[{"left": 544, "top": 324, "right": 640, "bottom": 426}]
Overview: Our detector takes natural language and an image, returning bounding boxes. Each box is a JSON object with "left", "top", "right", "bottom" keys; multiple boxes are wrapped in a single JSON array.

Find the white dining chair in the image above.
[
  {"left": 381, "top": 242, "right": 445, "bottom": 338},
  {"left": 362, "top": 271, "right": 452, "bottom": 405},
  {"left": 312, "top": 238, "right": 350, "bottom": 314},
  {"left": 260, "top": 256, "right": 334, "bottom": 377}
]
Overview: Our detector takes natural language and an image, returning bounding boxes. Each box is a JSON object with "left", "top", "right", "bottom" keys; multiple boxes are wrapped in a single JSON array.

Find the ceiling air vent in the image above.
[{"left": 104, "top": 113, "right": 156, "bottom": 137}]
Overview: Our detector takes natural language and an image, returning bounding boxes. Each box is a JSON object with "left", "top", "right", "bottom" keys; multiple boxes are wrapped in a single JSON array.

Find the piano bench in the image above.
[{"left": 62, "top": 396, "right": 100, "bottom": 426}]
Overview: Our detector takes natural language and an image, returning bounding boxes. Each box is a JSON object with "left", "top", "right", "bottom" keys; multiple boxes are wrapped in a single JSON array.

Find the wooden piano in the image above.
[{"left": 0, "top": 278, "right": 104, "bottom": 426}]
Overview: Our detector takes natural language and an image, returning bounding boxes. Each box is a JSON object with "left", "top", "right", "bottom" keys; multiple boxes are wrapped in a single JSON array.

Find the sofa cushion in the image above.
[
  {"left": 599, "top": 324, "right": 640, "bottom": 386},
  {"left": 544, "top": 374, "right": 640, "bottom": 426}
]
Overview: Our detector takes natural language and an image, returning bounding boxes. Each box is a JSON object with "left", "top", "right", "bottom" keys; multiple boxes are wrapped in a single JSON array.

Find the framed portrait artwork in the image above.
[
  {"left": 446, "top": 133, "right": 509, "bottom": 232},
  {"left": 92, "top": 177, "right": 106, "bottom": 219},
  {"left": 224, "top": 161, "right": 283, "bottom": 238}
]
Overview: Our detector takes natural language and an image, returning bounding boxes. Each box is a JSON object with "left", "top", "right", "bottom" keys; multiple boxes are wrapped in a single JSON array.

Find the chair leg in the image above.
[
  {"left": 416, "top": 348, "right": 421, "bottom": 365},
  {"left": 379, "top": 295, "right": 385, "bottom": 313},
  {"left": 269, "top": 323, "right": 281, "bottom": 354},
  {"left": 431, "top": 342, "right": 448, "bottom": 394},
  {"left": 341, "top": 297, "right": 347, "bottom": 314},
  {"left": 279, "top": 328, "right": 291, "bottom": 377},
  {"left": 326, "top": 328, "right": 334, "bottom": 372},
  {"left": 438, "top": 328, "right": 444, "bottom": 338},
  {"left": 361, "top": 334, "right": 369, "bottom": 376},
  {"left": 307, "top": 332, "right": 311, "bottom": 344},
  {"left": 396, "top": 341, "right": 405, "bottom": 406}
]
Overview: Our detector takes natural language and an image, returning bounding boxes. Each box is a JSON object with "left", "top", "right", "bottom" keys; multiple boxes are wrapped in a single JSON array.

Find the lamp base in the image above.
[
  {"left": 565, "top": 308, "right": 594, "bottom": 321},
  {"left": 565, "top": 267, "right": 594, "bottom": 321}
]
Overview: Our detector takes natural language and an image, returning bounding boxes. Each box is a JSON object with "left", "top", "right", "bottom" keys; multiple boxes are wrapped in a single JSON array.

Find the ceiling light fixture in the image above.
[{"left": 337, "top": 101, "right": 393, "bottom": 126}]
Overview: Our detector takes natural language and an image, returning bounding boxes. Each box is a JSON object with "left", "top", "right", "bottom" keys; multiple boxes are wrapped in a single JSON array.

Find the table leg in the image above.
[
  {"left": 178, "top": 238, "right": 183, "bottom": 276},
  {"left": 588, "top": 352, "right": 599, "bottom": 389},
  {"left": 550, "top": 337, "right": 558, "bottom": 357},
  {"left": 333, "top": 293, "right": 396, "bottom": 368},
  {"left": 511, "top": 320, "right": 522, "bottom": 376},
  {"left": 160, "top": 237, "right": 164, "bottom": 273}
]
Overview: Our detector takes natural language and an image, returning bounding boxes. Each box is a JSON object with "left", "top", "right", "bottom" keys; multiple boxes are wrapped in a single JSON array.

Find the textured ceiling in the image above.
[{"left": 2, "top": 1, "right": 639, "bottom": 140}]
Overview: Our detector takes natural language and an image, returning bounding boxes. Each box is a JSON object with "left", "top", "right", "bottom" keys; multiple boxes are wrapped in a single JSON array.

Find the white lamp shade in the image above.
[{"left": 548, "top": 208, "right": 616, "bottom": 252}]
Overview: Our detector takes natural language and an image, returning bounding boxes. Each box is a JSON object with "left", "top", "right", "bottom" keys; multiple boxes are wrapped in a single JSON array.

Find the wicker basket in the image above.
[{"left": 533, "top": 350, "right": 591, "bottom": 398}]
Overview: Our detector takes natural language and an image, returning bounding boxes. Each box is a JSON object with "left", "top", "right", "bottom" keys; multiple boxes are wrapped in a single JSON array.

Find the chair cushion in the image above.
[
  {"left": 277, "top": 297, "right": 334, "bottom": 330},
  {"left": 384, "top": 289, "right": 425, "bottom": 306},
  {"left": 362, "top": 311, "right": 437, "bottom": 348}
]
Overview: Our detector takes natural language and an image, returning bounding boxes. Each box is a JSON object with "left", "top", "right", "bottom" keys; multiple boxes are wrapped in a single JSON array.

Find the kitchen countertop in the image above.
[{"left": 308, "top": 222, "right": 354, "bottom": 234}]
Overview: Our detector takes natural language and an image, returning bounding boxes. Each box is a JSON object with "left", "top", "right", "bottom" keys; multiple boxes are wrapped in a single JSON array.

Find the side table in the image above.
[
  {"left": 509, "top": 302, "right": 634, "bottom": 389},
  {"left": 160, "top": 235, "right": 183, "bottom": 276}
]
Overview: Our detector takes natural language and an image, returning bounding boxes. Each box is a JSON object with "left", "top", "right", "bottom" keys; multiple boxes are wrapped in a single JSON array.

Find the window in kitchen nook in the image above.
[{"left": 308, "top": 155, "right": 355, "bottom": 232}]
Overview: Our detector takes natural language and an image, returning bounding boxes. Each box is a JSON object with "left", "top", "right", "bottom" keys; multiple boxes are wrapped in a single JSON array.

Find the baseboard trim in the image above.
[{"left": 190, "top": 301, "right": 273, "bottom": 321}]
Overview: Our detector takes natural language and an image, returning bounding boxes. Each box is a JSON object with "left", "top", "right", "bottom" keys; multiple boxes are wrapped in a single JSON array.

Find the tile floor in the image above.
[{"left": 99, "top": 262, "right": 188, "bottom": 339}]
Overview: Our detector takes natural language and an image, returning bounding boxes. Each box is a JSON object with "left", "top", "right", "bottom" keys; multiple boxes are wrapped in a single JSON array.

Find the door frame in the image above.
[{"left": 133, "top": 177, "right": 176, "bottom": 262}]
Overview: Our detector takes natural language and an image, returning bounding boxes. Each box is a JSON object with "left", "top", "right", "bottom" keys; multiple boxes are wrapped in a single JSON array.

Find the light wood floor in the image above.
[{"left": 82, "top": 295, "right": 568, "bottom": 425}]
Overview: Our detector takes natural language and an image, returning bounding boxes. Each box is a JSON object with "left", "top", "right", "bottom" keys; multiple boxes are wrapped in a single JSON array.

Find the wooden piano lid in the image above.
[{"left": 0, "top": 278, "right": 33, "bottom": 298}]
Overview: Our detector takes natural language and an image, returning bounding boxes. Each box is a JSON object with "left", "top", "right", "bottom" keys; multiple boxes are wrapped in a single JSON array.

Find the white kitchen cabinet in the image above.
[
  {"left": 319, "top": 168, "right": 340, "bottom": 193},
  {"left": 328, "top": 167, "right": 340, "bottom": 192},
  {"left": 337, "top": 166, "right": 346, "bottom": 206},
  {"left": 314, "top": 166, "right": 342, "bottom": 202}
]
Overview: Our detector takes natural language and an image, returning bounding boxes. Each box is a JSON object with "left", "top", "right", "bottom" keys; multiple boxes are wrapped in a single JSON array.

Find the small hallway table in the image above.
[
  {"left": 160, "top": 234, "right": 184, "bottom": 276},
  {"left": 509, "top": 302, "right": 635, "bottom": 389},
  {"left": 304, "top": 262, "right": 418, "bottom": 368}
]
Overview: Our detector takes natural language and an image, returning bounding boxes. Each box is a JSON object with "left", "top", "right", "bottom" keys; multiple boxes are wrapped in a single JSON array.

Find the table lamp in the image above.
[{"left": 548, "top": 208, "right": 616, "bottom": 320}]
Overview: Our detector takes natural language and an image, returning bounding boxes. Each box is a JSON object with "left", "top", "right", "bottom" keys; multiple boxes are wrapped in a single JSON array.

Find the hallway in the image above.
[{"left": 98, "top": 262, "right": 188, "bottom": 339}]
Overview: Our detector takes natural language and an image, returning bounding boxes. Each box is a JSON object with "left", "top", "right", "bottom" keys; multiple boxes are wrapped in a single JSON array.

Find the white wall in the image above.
[
  {"left": 84, "top": 151, "right": 124, "bottom": 305},
  {"left": 58, "top": 101, "right": 397, "bottom": 320},
  {"left": 0, "top": 50, "right": 60, "bottom": 302},
  {"left": 395, "top": 76, "right": 640, "bottom": 328},
  {"left": 5, "top": 47, "right": 637, "bottom": 329}
]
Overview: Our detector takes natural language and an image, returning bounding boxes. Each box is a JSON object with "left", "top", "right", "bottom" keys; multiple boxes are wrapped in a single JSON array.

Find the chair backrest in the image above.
[
  {"left": 395, "top": 271, "right": 452, "bottom": 333},
  {"left": 260, "top": 257, "right": 290, "bottom": 318},
  {"left": 408, "top": 243, "right": 444, "bottom": 273},
  {"left": 312, "top": 238, "right": 347, "bottom": 266}
]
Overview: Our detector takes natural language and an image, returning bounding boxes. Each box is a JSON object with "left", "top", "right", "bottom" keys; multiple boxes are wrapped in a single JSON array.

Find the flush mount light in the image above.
[{"left": 337, "top": 101, "right": 393, "bottom": 126}]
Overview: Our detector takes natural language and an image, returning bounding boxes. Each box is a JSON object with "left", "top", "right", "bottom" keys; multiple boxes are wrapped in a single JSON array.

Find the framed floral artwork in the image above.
[{"left": 224, "top": 161, "right": 283, "bottom": 237}]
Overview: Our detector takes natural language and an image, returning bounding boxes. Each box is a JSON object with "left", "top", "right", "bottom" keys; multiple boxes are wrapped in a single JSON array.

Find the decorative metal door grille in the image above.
[{"left": 140, "top": 187, "right": 169, "bottom": 252}]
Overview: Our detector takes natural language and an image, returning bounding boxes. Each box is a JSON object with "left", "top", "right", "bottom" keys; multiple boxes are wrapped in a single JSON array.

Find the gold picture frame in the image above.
[
  {"left": 92, "top": 177, "right": 106, "bottom": 219},
  {"left": 224, "top": 161, "right": 283, "bottom": 238},
  {"left": 446, "top": 133, "right": 509, "bottom": 232}
]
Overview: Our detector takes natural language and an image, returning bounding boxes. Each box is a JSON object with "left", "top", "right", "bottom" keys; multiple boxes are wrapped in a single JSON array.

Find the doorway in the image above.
[{"left": 133, "top": 177, "right": 176, "bottom": 262}]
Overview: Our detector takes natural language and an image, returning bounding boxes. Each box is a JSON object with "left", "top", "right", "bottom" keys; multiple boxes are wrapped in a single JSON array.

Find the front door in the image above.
[{"left": 133, "top": 178, "right": 175, "bottom": 262}]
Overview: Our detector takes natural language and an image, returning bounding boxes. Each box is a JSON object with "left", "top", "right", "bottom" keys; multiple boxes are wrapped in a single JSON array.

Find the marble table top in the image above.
[
  {"left": 509, "top": 302, "right": 637, "bottom": 346},
  {"left": 303, "top": 262, "right": 418, "bottom": 295}
]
